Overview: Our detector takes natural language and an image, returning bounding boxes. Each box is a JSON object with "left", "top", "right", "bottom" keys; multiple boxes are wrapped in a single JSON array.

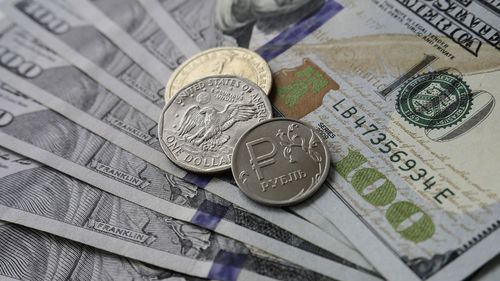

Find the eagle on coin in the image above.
[{"left": 177, "top": 103, "right": 257, "bottom": 150}]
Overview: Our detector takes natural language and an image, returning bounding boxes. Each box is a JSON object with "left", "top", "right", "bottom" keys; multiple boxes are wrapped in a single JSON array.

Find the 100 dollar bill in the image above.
[
  {"left": 258, "top": 0, "right": 500, "bottom": 280},
  {"left": 0, "top": 147, "right": 328, "bottom": 281},
  {"left": 0, "top": 222, "right": 206, "bottom": 281},
  {"left": 0, "top": 1, "right": 374, "bottom": 271},
  {"left": 68, "top": 0, "right": 183, "bottom": 84},
  {"left": 0, "top": 53, "right": 376, "bottom": 281},
  {"left": 2, "top": 0, "right": 165, "bottom": 120}
]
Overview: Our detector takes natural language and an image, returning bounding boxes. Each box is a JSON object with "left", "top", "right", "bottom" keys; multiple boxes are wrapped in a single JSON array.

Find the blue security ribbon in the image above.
[
  {"left": 256, "top": 0, "right": 343, "bottom": 62},
  {"left": 184, "top": 173, "right": 212, "bottom": 188},
  {"left": 208, "top": 250, "right": 248, "bottom": 281},
  {"left": 191, "top": 199, "right": 229, "bottom": 230}
]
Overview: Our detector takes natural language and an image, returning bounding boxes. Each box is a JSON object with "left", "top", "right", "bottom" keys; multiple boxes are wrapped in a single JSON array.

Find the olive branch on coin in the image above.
[
  {"left": 276, "top": 124, "right": 323, "bottom": 194},
  {"left": 276, "top": 124, "right": 322, "bottom": 163}
]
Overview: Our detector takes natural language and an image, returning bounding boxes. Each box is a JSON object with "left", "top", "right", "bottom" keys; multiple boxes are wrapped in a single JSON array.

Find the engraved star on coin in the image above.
[
  {"left": 159, "top": 75, "right": 273, "bottom": 173},
  {"left": 232, "top": 118, "right": 330, "bottom": 206}
]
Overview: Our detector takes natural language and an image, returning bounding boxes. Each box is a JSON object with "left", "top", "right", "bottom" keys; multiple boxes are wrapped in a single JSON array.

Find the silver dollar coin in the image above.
[
  {"left": 232, "top": 118, "right": 330, "bottom": 206},
  {"left": 158, "top": 75, "right": 273, "bottom": 173}
]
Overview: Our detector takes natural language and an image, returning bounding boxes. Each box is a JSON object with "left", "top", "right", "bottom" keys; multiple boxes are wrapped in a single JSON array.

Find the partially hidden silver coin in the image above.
[
  {"left": 158, "top": 75, "right": 273, "bottom": 173},
  {"left": 232, "top": 118, "right": 331, "bottom": 206}
]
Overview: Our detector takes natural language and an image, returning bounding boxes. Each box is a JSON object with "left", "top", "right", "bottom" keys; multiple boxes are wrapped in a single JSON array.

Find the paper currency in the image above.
[
  {"left": 0, "top": 148, "right": 332, "bottom": 281},
  {"left": 136, "top": 0, "right": 200, "bottom": 58},
  {"left": 66, "top": 0, "right": 274, "bottom": 101},
  {"left": 67, "top": 0, "right": 183, "bottom": 84},
  {"left": 0, "top": 1, "right": 373, "bottom": 271},
  {"left": 2, "top": 0, "right": 164, "bottom": 121},
  {"left": 137, "top": 0, "right": 325, "bottom": 53},
  {"left": 0, "top": 222, "right": 207, "bottom": 281},
  {"left": 249, "top": 0, "right": 500, "bottom": 280},
  {"left": 0, "top": 76, "right": 376, "bottom": 281}
]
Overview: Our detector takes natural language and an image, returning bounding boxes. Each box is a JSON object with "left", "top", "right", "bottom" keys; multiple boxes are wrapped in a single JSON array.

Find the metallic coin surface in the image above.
[
  {"left": 232, "top": 118, "right": 330, "bottom": 206},
  {"left": 164, "top": 47, "right": 272, "bottom": 101},
  {"left": 159, "top": 75, "right": 273, "bottom": 173}
]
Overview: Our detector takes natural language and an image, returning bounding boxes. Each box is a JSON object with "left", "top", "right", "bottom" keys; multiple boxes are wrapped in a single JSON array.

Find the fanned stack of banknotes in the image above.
[{"left": 0, "top": 0, "right": 499, "bottom": 280}]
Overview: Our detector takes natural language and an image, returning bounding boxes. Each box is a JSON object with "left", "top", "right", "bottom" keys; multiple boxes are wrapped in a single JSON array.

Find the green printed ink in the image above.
[
  {"left": 276, "top": 65, "right": 329, "bottom": 109},
  {"left": 334, "top": 148, "right": 367, "bottom": 179},
  {"left": 335, "top": 148, "right": 435, "bottom": 242},
  {"left": 386, "top": 201, "right": 435, "bottom": 242},
  {"left": 352, "top": 168, "right": 397, "bottom": 207}
]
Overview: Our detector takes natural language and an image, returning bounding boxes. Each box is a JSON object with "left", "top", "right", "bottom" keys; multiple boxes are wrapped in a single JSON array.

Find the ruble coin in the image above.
[{"left": 232, "top": 118, "right": 330, "bottom": 206}]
